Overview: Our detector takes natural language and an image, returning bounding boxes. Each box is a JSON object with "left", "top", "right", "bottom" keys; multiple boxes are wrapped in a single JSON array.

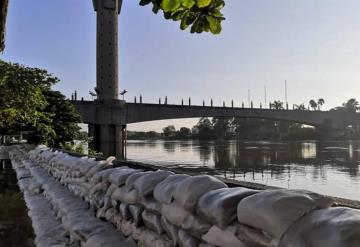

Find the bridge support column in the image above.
[{"left": 89, "top": 123, "right": 126, "bottom": 159}]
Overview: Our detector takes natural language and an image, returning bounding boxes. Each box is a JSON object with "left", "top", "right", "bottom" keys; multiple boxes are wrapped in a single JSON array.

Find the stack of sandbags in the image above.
[
  {"left": 11, "top": 146, "right": 137, "bottom": 247},
  {"left": 22, "top": 146, "right": 360, "bottom": 247}
]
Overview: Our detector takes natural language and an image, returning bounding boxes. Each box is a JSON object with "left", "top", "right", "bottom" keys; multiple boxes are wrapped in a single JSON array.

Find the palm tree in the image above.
[
  {"left": 343, "top": 98, "right": 360, "bottom": 112},
  {"left": 309, "top": 100, "right": 317, "bottom": 111},
  {"left": 270, "top": 100, "right": 284, "bottom": 110},
  {"left": 317, "top": 98, "right": 325, "bottom": 110},
  {"left": 294, "top": 103, "right": 306, "bottom": 110}
]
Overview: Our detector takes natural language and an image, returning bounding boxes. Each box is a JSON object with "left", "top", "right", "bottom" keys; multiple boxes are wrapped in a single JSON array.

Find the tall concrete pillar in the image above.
[
  {"left": 93, "top": 0, "right": 121, "bottom": 100},
  {"left": 92, "top": 0, "right": 125, "bottom": 159}
]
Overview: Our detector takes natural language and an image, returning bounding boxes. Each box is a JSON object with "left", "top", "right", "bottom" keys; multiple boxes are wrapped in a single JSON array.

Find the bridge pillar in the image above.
[
  {"left": 90, "top": 0, "right": 126, "bottom": 158},
  {"left": 89, "top": 123, "right": 125, "bottom": 159}
]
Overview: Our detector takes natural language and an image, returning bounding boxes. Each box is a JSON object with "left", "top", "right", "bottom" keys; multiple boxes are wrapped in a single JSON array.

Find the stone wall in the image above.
[{"left": 8, "top": 145, "right": 360, "bottom": 247}]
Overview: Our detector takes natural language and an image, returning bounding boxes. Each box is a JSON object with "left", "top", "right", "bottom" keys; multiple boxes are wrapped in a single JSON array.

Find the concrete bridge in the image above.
[
  {"left": 72, "top": 99, "right": 360, "bottom": 158},
  {"left": 73, "top": 100, "right": 360, "bottom": 128}
]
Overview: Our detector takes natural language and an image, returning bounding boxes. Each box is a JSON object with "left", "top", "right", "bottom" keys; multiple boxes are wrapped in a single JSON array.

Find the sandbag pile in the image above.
[
  {"left": 9, "top": 146, "right": 136, "bottom": 247},
  {"left": 9, "top": 145, "right": 360, "bottom": 247}
]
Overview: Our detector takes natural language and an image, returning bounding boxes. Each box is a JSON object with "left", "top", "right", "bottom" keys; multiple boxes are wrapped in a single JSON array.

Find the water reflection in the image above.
[{"left": 127, "top": 140, "right": 360, "bottom": 200}]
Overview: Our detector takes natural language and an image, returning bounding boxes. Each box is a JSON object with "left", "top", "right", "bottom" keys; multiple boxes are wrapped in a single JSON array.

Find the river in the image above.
[{"left": 126, "top": 140, "right": 360, "bottom": 201}]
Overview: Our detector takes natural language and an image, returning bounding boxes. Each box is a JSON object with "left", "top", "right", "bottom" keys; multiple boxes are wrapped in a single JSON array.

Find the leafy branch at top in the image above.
[{"left": 139, "top": 0, "right": 225, "bottom": 34}]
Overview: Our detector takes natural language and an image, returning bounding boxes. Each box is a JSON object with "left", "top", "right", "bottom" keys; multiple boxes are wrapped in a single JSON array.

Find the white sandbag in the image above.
[
  {"left": 237, "top": 189, "right": 334, "bottom": 238},
  {"left": 85, "top": 231, "right": 137, "bottom": 247},
  {"left": 202, "top": 225, "right": 246, "bottom": 247},
  {"left": 125, "top": 171, "right": 153, "bottom": 192},
  {"left": 105, "top": 208, "right": 117, "bottom": 222},
  {"left": 85, "top": 163, "right": 109, "bottom": 178},
  {"left": 199, "top": 242, "right": 216, "bottom": 247},
  {"left": 108, "top": 168, "right": 140, "bottom": 186},
  {"left": 142, "top": 210, "right": 164, "bottom": 234},
  {"left": 161, "top": 202, "right": 211, "bottom": 238},
  {"left": 278, "top": 207, "right": 360, "bottom": 247},
  {"left": 236, "top": 224, "right": 273, "bottom": 247},
  {"left": 178, "top": 229, "right": 198, "bottom": 247},
  {"left": 110, "top": 214, "right": 123, "bottom": 229},
  {"left": 129, "top": 204, "right": 143, "bottom": 226},
  {"left": 197, "top": 187, "right": 258, "bottom": 228},
  {"left": 139, "top": 195, "right": 162, "bottom": 214},
  {"left": 138, "top": 229, "right": 172, "bottom": 247},
  {"left": 134, "top": 170, "right": 174, "bottom": 196},
  {"left": 153, "top": 174, "right": 190, "bottom": 204},
  {"left": 111, "top": 186, "right": 138, "bottom": 204},
  {"left": 120, "top": 220, "right": 136, "bottom": 236},
  {"left": 119, "top": 203, "right": 132, "bottom": 220},
  {"left": 161, "top": 217, "right": 179, "bottom": 247},
  {"left": 173, "top": 175, "right": 228, "bottom": 212}
]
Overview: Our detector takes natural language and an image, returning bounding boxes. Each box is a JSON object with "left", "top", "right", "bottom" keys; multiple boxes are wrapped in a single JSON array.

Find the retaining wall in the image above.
[{"left": 8, "top": 145, "right": 360, "bottom": 247}]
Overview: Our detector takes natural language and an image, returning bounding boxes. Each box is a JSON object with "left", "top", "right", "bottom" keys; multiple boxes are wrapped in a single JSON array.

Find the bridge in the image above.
[
  {"left": 76, "top": 0, "right": 360, "bottom": 158},
  {"left": 73, "top": 99, "right": 360, "bottom": 158}
]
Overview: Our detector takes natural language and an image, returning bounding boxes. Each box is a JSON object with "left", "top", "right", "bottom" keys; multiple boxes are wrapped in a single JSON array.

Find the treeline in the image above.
[{"left": 128, "top": 98, "right": 360, "bottom": 141}]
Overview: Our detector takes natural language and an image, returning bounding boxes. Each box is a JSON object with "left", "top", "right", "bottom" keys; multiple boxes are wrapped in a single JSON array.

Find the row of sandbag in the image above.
[
  {"left": 28, "top": 147, "right": 272, "bottom": 246},
  {"left": 29, "top": 146, "right": 360, "bottom": 247},
  {"left": 8, "top": 147, "right": 68, "bottom": 247},
  {"left": 10, "top": 146, "right": 137, "bottom": 247}
]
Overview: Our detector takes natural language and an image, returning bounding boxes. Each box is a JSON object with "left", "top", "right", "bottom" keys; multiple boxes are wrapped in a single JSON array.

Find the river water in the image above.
[{"left": 126, "top": 140, "right": 360, "bottom": 201}]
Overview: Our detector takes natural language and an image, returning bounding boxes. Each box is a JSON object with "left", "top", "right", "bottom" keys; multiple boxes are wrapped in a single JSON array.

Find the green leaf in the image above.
[
  {"left": 195, "top": 0, "right": 212, "bottom": 8},
  {"left": 162, "top": 0, "right": 181, "bottom": 12},
  {"left": 181, "top": 0, "right": 195, "bottom": 8},
  {"left": 206, "top": 16, "right": 221, "bottom": 34}
]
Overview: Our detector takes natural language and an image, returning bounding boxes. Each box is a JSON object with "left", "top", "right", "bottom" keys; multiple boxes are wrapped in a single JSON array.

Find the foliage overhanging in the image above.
[{"left": 139, "top": 0, "right": 225, "bottom": 34}]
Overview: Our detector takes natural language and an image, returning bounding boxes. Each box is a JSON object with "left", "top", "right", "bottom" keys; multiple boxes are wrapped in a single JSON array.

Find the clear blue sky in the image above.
[{"left": 2, "top": 0, "right": 360, "bottom": 131}]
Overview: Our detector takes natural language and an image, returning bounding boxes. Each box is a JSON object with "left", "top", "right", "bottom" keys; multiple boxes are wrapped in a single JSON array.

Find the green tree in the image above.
[
  {"left": 139, "top": 0, "right": 226, "bottom": 34},
  {"left": 212, "top": 117, "right": 231, "bottom": 139},
  {"left": 0, "top": 60, "right": 81, "bottom": 146},
  {"left": 309, "top": 100, "right": 317, "bottom": 111},
  {"left": 43, "top": 90, "right": 81, "bottom": 147},
  {"left": 163, "top": 125, "right": 177, "bottom": 138},
  {"left": 196, "top": 117, "right": 215, "bottom": 139},
  {"left": 270, "top": 100, "right": 284, "bottom": 110},
  {"left": 317, "top": 98, "right": 325, "bottom": 110},
  {"left": 294, "top": 103, "right": 306, "bottom": 110},
  {"left": 334, "top": 98, "right": 360, "bottom": 113},
  {"left": 177, "top": 127, "right": 191, "bottom": 139}
]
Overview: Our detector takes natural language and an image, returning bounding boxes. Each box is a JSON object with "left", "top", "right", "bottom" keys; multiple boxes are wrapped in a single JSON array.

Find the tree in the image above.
[
  {"left": 317, "top": 98, "right": 325, "bottom": 110},
  {"left": 42, "top": 90, "right": 81, "bottom": 147},
  {"left": 294, "top": 103, "right": 306, "bottom": 110},
  {"left": 196, "top": 117, "right": 215, "bottom": 139},
  {"left": 163, "top": 125, "right": 176, "bottom": 138},
  {"left": 270, "top": 100, "right": 284, "bottom": 110},
  {"left": 309, "top": 100, "right": 317, "bottom": 111},
  {"left": 0, "top": 0, "right": 8, "bottom": 51},
  {"left": 0, "top": 60, "right": 81, "bottom": 146},
  {"left": 139, "top": 0, "right": 226, "bottom": 34},
  {"left": 332, "top": 99, "right": 360, "bottom": 112},
  {"left": 212, "top": 117, "right": 231, "bottom": 139},
  {"left": 177, "top": 127, "right": 191, "bottom": 139}
]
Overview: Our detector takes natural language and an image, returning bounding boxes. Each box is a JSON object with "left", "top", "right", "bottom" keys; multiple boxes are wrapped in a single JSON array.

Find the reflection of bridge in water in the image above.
[{"left": 209, "top": 141, "right": 360, "bottom": 179}]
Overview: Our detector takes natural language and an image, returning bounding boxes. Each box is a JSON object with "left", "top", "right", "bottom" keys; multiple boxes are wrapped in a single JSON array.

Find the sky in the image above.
[{"left": 2, "top": 0, "right": 360, "bottom": 131}]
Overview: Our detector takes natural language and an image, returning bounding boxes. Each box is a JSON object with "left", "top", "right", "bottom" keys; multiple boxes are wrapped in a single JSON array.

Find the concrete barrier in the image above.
[{"left": 8, "top": 145, "right": 360, "bottom": 247}]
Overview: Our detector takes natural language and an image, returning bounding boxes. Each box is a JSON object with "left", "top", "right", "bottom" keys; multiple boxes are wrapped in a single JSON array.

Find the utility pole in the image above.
[
  {"left": 264, "top": 85, "right": 267, "bottom": 109},
  {"left": 248, "top": 89, "right": 251, "bottom": 108},
  {"left": 285, "top": 80, "right": 288, "bottom": 106}
]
